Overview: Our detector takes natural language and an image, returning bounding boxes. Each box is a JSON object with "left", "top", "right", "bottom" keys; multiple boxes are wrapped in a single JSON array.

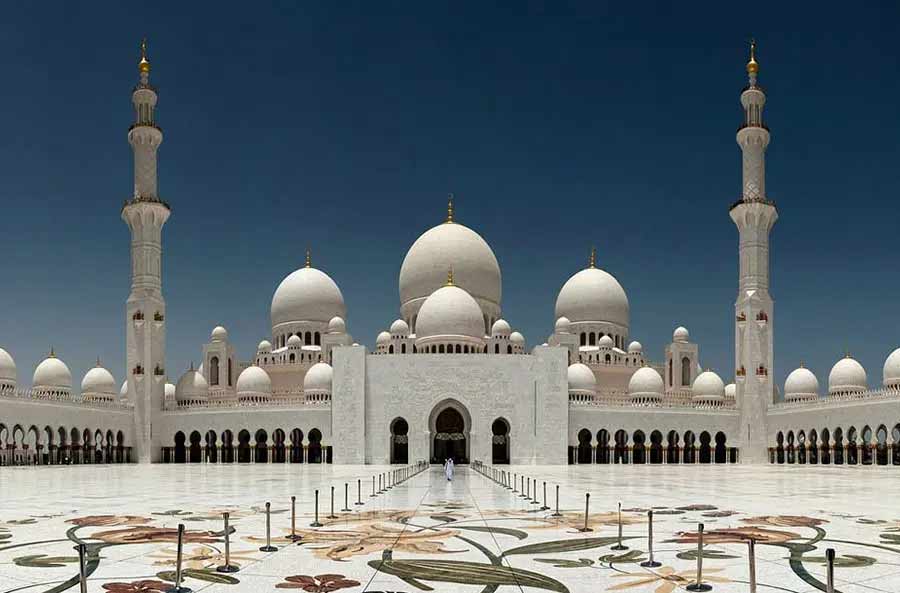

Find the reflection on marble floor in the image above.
[{"left": 1, "top": 463, "right": 899, "bottom": 592}]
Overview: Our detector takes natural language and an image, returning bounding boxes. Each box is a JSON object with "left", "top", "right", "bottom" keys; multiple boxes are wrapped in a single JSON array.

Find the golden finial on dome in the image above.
[
  {"left": 446, "top": 268, "right": 454, "bottom": 286},
  {"left": 446, "top": 193, "right": 454, "bottom": 223},
  {"left": 96, "top": 356, "right": 102, "bottom": 367},
  {"left": 305, "top": 248, "right": 312, "bottom": 268},
  {"left": 49, "top": 346, "right": 55, "bottom": 358},
  {"left": 588, "top": 246, "right": 596, "bottom": 269},
  {"left": 746, "top": 38, "right": 759, "bottom": 75},
  {"left": 139, "top": 38, "right": 151, "bottom": 74},
  {"left": 799, "top": 360, "right": 805, "bottom": 368}
]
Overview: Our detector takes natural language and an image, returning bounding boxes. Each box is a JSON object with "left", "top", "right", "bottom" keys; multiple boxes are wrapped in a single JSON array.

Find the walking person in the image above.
[{"left": 444, "top": 457, "right": 454, "bottom": 481}]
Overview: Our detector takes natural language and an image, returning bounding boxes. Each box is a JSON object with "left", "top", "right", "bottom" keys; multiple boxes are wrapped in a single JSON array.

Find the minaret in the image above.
[
  {"left": 730, "top": 40, "right": 777, "bottom": 464},
  {"left": 122, "top": 39, "right": 170, "bottom": 463}
]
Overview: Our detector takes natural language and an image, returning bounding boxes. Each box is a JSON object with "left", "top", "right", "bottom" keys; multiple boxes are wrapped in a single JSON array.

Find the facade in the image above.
[{"left": 1, "top": 42, "right": 899, "bottom": 468}]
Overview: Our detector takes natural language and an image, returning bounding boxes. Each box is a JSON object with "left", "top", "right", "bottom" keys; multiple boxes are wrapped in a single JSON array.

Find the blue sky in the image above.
[{"left": 0, "top": 2, "right": 898, "bottom": 392}]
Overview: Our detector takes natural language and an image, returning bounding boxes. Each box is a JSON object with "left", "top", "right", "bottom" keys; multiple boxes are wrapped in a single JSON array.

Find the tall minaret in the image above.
[
  {"left": 730, "top": 40, "right": 777, "bottom": 464},
  {"left": 122, "top": 39, "right": 170, "bottom": 463}
]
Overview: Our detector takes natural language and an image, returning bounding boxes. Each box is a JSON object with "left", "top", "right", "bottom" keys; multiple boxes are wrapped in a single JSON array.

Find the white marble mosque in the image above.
[{"left": 1, "top": 40, "right": 899, "bottom": 472}]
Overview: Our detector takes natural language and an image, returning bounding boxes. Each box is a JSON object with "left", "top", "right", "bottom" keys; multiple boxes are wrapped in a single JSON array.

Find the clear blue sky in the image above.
[{"left": 1, "top": 2, "right": 898, "bottom": 392}]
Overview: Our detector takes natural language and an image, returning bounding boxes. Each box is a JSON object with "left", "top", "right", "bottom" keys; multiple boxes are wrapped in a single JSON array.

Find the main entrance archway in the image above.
[{"left": 429, "top": 400, "right": 470, "bottom": 464}]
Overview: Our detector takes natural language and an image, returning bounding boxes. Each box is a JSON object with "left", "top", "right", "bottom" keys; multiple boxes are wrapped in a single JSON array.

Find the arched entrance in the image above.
[
  {"left": 189, "top": 431, "right": 202, "bottom": 463},
  {"left": 429, "top": 402, "right": 469, "bottom": 464},
  {"left": 491, "top": 418, "right": 510, "bottom": 464},
  {"left": 174, "top": 432, "right": 186, "bottom": 464},
  {"left": 391, "top": 418, "right": 409, "bottom": 464}
]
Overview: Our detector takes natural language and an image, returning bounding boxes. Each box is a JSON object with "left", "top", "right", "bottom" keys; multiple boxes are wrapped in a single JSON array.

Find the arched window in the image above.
[
  {"left": 495, "top": 344, "right": 500, "bottom": 354},
  {"left": 589, "top": 332, "right": 596, "bottom": 346},
  {"left": 455, "top": 344, "right": 461, "bottom": 353},
  {"left": 580, "top": 333, "right": 586, "bottom": 346},
  {"left": 439, "top": 344, "right": 445, "bottom": 354},
  {"left": 401, "top": 343, "right": 406, "bottom": 354},
  {"left": 304, "top": 331, "right": 312, "bottom": 344},
  {"left": 668, "top": 359, "right": 673, "bottom": 386},
  {"left": 227, "top": 358, "right": 233, "bottom": 386},
  {"left": 314, "top": 332, "right": 321, "bottom": 345},
  {"left": 210, "top": 356, "right": 220, "bottom": 386},
  {"left": 681, "top": 356, "right": 691, "bottom": 386},
  {"left": 507, "top": 345, "right": 512, "bottom": 354},
  {"left": 289, "top": 353, "right": 295, "bottom": 363},
  {"left": 605, "top": 354, "right": 611, "bottom": 363},
  {"left": 388, "top": 345, "right": 394, "bottom": 354}
]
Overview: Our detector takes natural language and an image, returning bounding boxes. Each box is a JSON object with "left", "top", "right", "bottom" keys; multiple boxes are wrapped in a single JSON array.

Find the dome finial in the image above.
[
  {"left": 305, "top": 248, "right": 311, "bottom": 268},
  {"left": 446, "top": 193, "right": 454, "bottom": 223},
  {"left": 49, "top": 346, "right": 55, "bottom": 358},
  {"left": 746, "top": 38, "right": 759, "bottom": 76},
  {"left": 589, "top": 246, "right": 596, "bottom": 269},
  {"left": 446, "top": 267, "right": 454, "bottom": 286},
  {"left": 799, "top": 360, "right": 804, "bottom": 368},
  {"left": 96, "top": 356, "right": 102, "bottom": 367},
  {"left": 139, "top": 37, "right": 151, "bottom": 74}
]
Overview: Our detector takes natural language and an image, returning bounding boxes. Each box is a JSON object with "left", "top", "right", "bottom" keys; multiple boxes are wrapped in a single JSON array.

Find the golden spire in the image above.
[
  {"left": 799, "top": 360, "right": 804, "bottom": 368},
  {"left": 746, "top": 38, "right": 759, "bottom": 75},
  {"left": 446, "top": 193, "right": 454, "bottom": 223},
  {"left": 49, "top": 346, "right": 55, "bottom": 358},
  {"left": 305, "top": 248, "right": 312, "bottom": 268},
  {"left": 96, "top": 356, "right": 102, "bottom": 367},
  {"left": 139, "top": 38, "right": 151, "bottom": 74},
  {"left": 446, "top": 268, "right": 454, "bottom": 286},
  {"left": 588, "top": 246, "right": 596, "bottom": 269}
]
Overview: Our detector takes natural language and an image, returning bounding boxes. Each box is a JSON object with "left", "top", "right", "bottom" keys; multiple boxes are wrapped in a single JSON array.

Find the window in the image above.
[
  {"left": 681, "top": 356, "right": 691, "bottom": 386},
  {"left": 314, "top": 332, "right": 321, "bottom": 345},
  {"left": 210, "top": 356, "right": 220, "bottom": 386},
  {"left": 507, "top": 345, "right": 512, "bottom": 354},
  {"left": 304, "top": 331, "right": 312, "bottom": 344},
  {"left": 580, "top": 333, "right": 586, "bottom": 346},
  {"left": 589, "top": 332, "right": 596, "bottom": 346},
  {"left": 227, "top": 358, "right": 233, "bottom": 386},
  {"left": 401, "top": 343, "right": 406, "bottom": 354}
]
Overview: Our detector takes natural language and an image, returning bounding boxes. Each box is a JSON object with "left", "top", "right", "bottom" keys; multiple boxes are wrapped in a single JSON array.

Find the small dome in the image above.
[
  {"left": 509, "top": 331, "right": 525, "bottom": 345},
  {"left": 554, "top": 317, "right": 571, "bottom": 333},
  {"left": 883, "top": 347, "right": 900, "bottom": 388},
  {"left": 491, "top": 319, "right": 511, "bottom": 337},
  {"left": 0, "top": 347, "right": 16, "bottom": 384},
  {"left": 555, "top": 266, "right": 629, "bottom": 328},
  {"left": 567, "top": 363, "right": 596, "bottom": 394},
  {"left": 236, "top": 365, "right": 272, "bottom": 396},
  {"left": 692, "top": 370, "right": 725, "bottom": 400},
  {"left": 164, "top": 382, "right": 176, "bottom": 399},
  {"left": 828, "top": 356, "right": 867, "bottom": 394},
  {"left": 328, "top": 316, "right": 346, "bottom": 334},
  {"left": 175, "top": 368, "right": 208, "bottom": 402},
  {"left": 287, "top": 334, "right": 302, "bottom": 348},
  {"left": 390, "top": 319, "right": 410, "bottom": 337},
  {"left": 628, "top": 366, "right": 664, "bottom": 398},
  {"left": 376, "top": 331, "right": 392, "bottom": 345},
  {"left": 33, "top": 353, "right": 72, "bottom": 390},
  {"left": 415, "top": 284, "right": 485, "bottom": 341},
  {"left": 81, "top": 365, "right": 116, "bottom": 397},
  {"left": 210, "top": 325, "right": 228, "bottom": 342},
  {"left": 257, "top": 340, "right": 273, "bottom": 353},
  {"left": 304, "top": 362, "right": 333, "bottom": 393},
  {"left": 724, "top": 383, "right": 736, "bottom": 399},
  {"left": 785, "top": 366, "right": 819, "bottom": 401},
  {"left": 271, "top": 266, "right": 346, "bottom": 327},
  {"left": 673, "top": 326, "right": 690, "bottom": 343},
  {"left": 598, "top": 335, "right": 614, "bottom": 349},
  {"left": 627, "top": 341, "right": 642, "bottom": 354}
]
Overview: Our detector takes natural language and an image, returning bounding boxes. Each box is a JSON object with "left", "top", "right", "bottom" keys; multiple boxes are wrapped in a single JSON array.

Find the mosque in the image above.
[{"left": 1, "top": 41, "right": 899, "bottom": 468}]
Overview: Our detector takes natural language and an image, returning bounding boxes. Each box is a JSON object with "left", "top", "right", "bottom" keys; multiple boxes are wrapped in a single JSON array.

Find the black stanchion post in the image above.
[
  {"left": 540, "top": 481, "right": 550, "bottom": 510},
  {"left": 578, "top": 493, "right": 593, "bottom": 532},
  {"left": 327, "top": 486, "right": 338, "bottom": 519},
  {"left": 640, "top": 510, "right": 661, "bottom": 567},
  {"left": 216, "top": 512, "right": 239, "bottom": 572},
  {"left": 531, "top": 479, "right": 539, "bottom": 505},
  {"left": 686, "top": 523, "right": 712, "bottom": 592},
  {"left": 519, "top": 475, "right": 527, "bottom": 498},
  {"left": 611, "top": 502, "right": 628, "bottom": 550},
  {"left": 166, "top": 524, "right": 192, "bottom": 593},
  {"left": 356, "top": 479, "right": 364, "bottom": 505},
  {"left": 512, "top": 472, "right": 518, "bottom": 493},
  {"left": 77, "top": 543, "right": 87, "bottom": 593},
  {"left": 310, "top": 490, "right": 323, "bottom": 527},
  {"left": 259, "top": 502, "right": 278, "bottom": 552},
  {"left": 371, "top": 475, "right": 376, "bottom": 497},
  {"left": 826, "top": 548, "right": 835, "bottom": 593},
  {"left": 748, "top": 539, "right": 757, "bottom": 593},
  {"left": 288, "top": 496, "right": 302, "bottom": 542},
  {"left": 551, "top": 484, "right": 562, "bottom": 517}
]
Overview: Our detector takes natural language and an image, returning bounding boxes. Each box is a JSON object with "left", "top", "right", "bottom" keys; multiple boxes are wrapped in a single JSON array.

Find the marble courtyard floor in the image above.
[{"left": 0, "top": 464, "right": 899, "bottom": 592}]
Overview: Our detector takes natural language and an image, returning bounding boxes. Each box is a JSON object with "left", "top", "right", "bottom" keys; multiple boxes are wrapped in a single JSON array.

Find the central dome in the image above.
[
  {"left": 271, "top": 266, "right": 346, "bottom": 328},
  {"left": 555, "top": 266, "right": 629, "bottom": 328},
  {"left": 400, "top": 220, "right": 501, "bottom": 310},
  {"left": 416, "top": 284, "right": 486, "bottom": 340}
]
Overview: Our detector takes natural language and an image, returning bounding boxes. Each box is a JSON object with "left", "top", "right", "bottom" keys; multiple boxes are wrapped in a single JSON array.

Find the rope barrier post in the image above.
[
  {"left": 640, "top": 510, "right": 661, "bottom": 567},
  {"left": 578, "top": 493, "right": 593, "bottom": 532},
  {"left": 512, "top": 472, "right": 518, "bottom": 493},
  {"left": 327, "top": 486, "right": 338, "bottom": 519},
  {"left": 551, "top": 484, "right": 562, "bottom": 517},
  {"left": 611, "top": 501, "right": 628, "bottom": 550},
  {"left": 310, "top": 490, "right": 323, "bottom": 527},
  {"left": 76, "top": 543, "right": 87, "bottom": 593},
  {"left": 519, "top": 475, "right": 527, "bottom": 498},
  {"left": 355, "top": 479, "right": 364, "bottom": 505},
  {"left": 686, "top": 523, "right": 712, "bottom": 591},
  {"left": 288, "top": 496, "right": 302, "bottom": 542},
  {"left": 342, "top": 483, "right": 352, "bottom": 512},
  {"left": 531, "top": 479, "right": 539, "bottom": 505},
  {"left": 216, "top": 512, "right": 239, "bottom": 572},
  {"left": 747, "top": 539, "right": 757, "bottom": 593},
  {"left": 166, "top": 524, "right": 192, "bottom": 593},
  {"left": 826, "top": 548, "right": 835, "bottom": 593},
  {"left": 259, "top": 502, "right": 278, "bottom": 552},
  {"left": 540, "top": 481, "right": 550, "bottom": 510},
  {"left": 371, "top": 475, "right": 376, "bottom": 497}
]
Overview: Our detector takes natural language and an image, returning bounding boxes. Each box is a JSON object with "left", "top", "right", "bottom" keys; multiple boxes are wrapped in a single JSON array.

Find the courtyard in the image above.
[{"left": 0, "top": 463, "right": 897, "bottom": 592}]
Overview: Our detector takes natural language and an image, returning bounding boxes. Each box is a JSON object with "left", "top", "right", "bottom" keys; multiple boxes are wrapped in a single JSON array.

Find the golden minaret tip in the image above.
[
  {"left": 305, "top": 248, "right": 312, "bottom": 268},
  {"left": 446, "top": 268, "right": 454, "bottom": 286},
  {"left": 746, "top": 38, "right": 759, "bottom": 75},
  {"left": 139, "top": 38, "right": 151, "bottom": 74},
  {"left": 588, "top": 246, "right": 596, "bottom": 269},
  {"left": 446, "top": 193, "right": 454, "bottom": 223}
]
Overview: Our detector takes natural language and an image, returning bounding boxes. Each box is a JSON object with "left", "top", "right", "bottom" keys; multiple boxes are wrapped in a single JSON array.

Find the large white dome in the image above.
[
  {"left": 236, "top": 365, "right": 272, "bottom": 396},
  {"left": 400, "top": 220, "right": 501, "bottom": 309},
  {"left": 692, "top": 370, "right": 725, "bottom": 400},
  {"left": 33, "top": 354, "right": 72, "bottom": 390},
  {"left": 271, "top": 266, "right": 346, "bottom": 327},
  {"left": 785, "top": 366, "right": 819, "bottom": 401},
  {"left": 883, "top": 347, "right": 900, "bottom": 388},
  {"left": 628, "top": 366, "right": 664, "bottom": 398},
  {"left": 175, "top": 369, "right": 208, "bottom": 402},
  {"left": 567, "top": 363, "right": 597, "bottom": 394},
  {"left": 828, "top": 356, "right": 867, "bottom": 394},
  {"left": 0, "top": 347, "right": 15, "bottom": 384},
  {"left": 555, "top": 266, "right": 629, "bottom": 327},
  {"left": 304, "top": 362, "right": 333, "bottom": 393},
  {"left": 81, "top": 365, "right": 116, "bottom": 396},
  {"left": 415, "top": 284, "right": 485, "bottom": 341}
]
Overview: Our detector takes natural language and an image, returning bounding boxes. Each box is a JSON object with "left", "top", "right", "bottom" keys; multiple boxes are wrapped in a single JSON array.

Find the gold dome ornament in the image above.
[
  {"left": 446, "top": 268, "right": 454, "bottom": 286},
  {"left": 139, "top": 38, "right": 151, "bottom": 74},
  {"left": 445, "top": 193, "right": 454, "bottom": 224},
  {"left": 746, "top": 38, "right": 759, "bottom": 75}
]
